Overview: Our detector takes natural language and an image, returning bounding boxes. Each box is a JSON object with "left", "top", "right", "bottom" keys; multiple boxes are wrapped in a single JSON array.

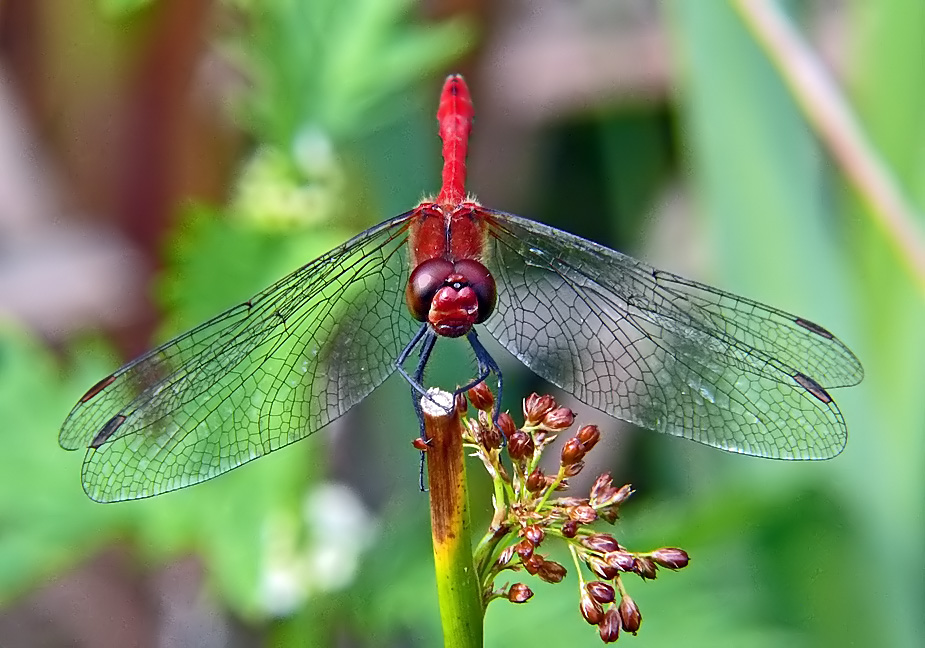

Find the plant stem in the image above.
[
  {"left": 422, "top": 389, "right": 483, "bottom": 647},
  {"left": 733, "top": 0, "right": 925, "bottom": 290}
]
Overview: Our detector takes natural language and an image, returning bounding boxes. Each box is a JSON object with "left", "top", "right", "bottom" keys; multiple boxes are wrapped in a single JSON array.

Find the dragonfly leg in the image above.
[
  {"left": 395, "top": 323, "right": 439, "bottom": 491},
  {"left": 461, "top": 330, "right": 504, "bottom": 428},
  {"left": 395, "top": 323, "right": 433, "bottom": 400}
]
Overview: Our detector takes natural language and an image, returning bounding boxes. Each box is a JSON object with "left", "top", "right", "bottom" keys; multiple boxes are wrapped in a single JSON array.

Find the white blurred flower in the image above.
[{"left": 259, "top": 482, "right": 377, "bottom": 616}]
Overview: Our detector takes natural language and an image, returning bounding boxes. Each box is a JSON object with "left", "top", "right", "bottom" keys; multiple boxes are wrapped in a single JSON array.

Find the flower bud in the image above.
[
  {"left": 579, "top": 591, "right": 604, "bottom": 625},
  {"left": 507, "top": 430, "right": 534, "bottom": 461},
  {"left": 467, "top": 382, "right": 494, "bottom": 411},
  {"left": 537, "top": 559, "right": 566, "bottom": 584},
  {"left": 563, "top": 461, "right": 584, "bottom": 477},
  {"left": 526, "top": 468, "right": 546, "bottom": 492},
  {"left": 652, "top": 547, "right": 690, "bottom": 570},
  {"left": 582, "top": 533, "right": 620, "bottom": 553},
  {"left": 619, "top": 595, "right": 641, "bottom": 634},
  {"left": 543, "top": 406, "right": 575, "bottom": 431},
  {"left": 523, "top": 554, "right": 543, "bottom": 575},
  {"left": 569, "top": 505, "right": 598, "bottom": 524},
  {"left": 604, "top": 550, "right": 636, "bottom": 572},
  {"left": 524, "top": 525, "right": 545, "bottom": 545},
  {"left": 590, "top": 473, "right": 616, "bottom": 504},
  {"left": 576, "top": 424, "right": 601, "bottom": 450},
  {"left": 585, "top": 581, "right": 616, "bottom": 604},
  {"left": 613, "top": 483, "right": 634, "bottom": 505},
  {"left": 507, "top": 583, "right": 533, "bottom": 603},
  {"left": 598, "top": 608, "right": 620, "bottom": 643},
  {"left": 478, "top": 421, "right": 502, "bottom": 450},
  {"left": 454, "top": 392, "right": 468, "bottom": 414},
  {"left": 560, "top": 437, "right": 586, "bottom": 466},
  {"left": 524, "top": 394, "right": 555, "bottom": 423},
  {"left": 411, "top": 437, "right": 429, "bottom": 451},
  {"left": 561, "top": 520, "right": 579, "bottom": 538},
  {"left": 634, "top": 556, "right": 658, "bottom": 580},
  {"left": 514, "top": 539, "right": 534, "bottom": 560},
  {"left": 497, "top": 411, "right": 517, "bottom": 438},
  {"left": 588, "top": 557, "right": 619, "bottom": 580}
]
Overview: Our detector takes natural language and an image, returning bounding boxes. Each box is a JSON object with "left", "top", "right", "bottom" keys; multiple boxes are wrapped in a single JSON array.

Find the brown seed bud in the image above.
[
  {"left": 563, "top": 461, "right": 584, "bottom": 477},
  {"left": 598, "top": 608, "right": 621, "bottom": 643},
  {"left": 619, "top": 595, "right": 641, "bottom": 634},
  {"left": 579, "top": 591, "right": 604, "bottom": 625},
  {"left": 507, "top": 430, "right": 535, "bottom": 461},
  {"left": 598, "top": 483, "right": 634, "bottom": 523},
  {"left": 514, "top": 539, "right": 534, "bottom": 561},
  {"left": 497, "top": 411, "right": 517, "bottom": 438},
  {"left": 585, "top": 581, "right": 616, "bottom": 604},
  {"left": 543, "top": 406, "right": 575, "bottom": 431},
  {"left": 478, "top": 421, "right": 502, "bottom": 450},
  {"left": 604, "top": 550, "right": 636, "bottom": 572},
  {"left": 570, "top": 505, "right": 598, "bottom": 524},
  {"left": 526, "top": 468, "right": 546, "bottom": 492},
  {"left": 582, "top": 533, "right": 620, "bottom": 553},
  {"left": 590, "top": 473, "right": 616, "bottom": 504},
  {"left": 537, "top": 559, "right": 566, "bottom": 583},
  {"left": 652, "top": 547, "right": 690, "bottom": 570},
  {"left": 411, "top": 437, "right": 429, "bottom": 451},
  {"left": 524, "top": 393, "right": 556, "bottom": 423},
  {"left": 588, "top": 557, "right": 619, "bottom": 580},
  {"left": 634, "top": 556, "right": 658, "bottom": 580},
  {"left": 454, "top": 392, "right": 468, "bottom": 414},
  {"left": 613, "top": 483, "right": 634, "bottom": 505},
  {"left": 523, "top": 525, "right": 545, "bottom": 545},
  {"left": 561, "top": 520, "right": 579, "bottom": 538},
  {"left": 467, "top": 382, "right": 494, "bottom": 411},
  {"left": 523, "top": 554, "right": 543, "bottom": 575},
  {"left": 599, "top": 506, "right": 620, "bottom": 525},
  {"left": 561, "top": 437, "right": 586, "bottom": 466},
  {"left": 576, "top": 424, "right": 601, "bottom": 450},
  {"left": 507, "top": 583, "right": 533, "bottom": 603}
]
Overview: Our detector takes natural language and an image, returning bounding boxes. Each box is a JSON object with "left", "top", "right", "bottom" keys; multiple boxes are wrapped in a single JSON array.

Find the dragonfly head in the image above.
[{"left": 406, "top": 258, "right": 496, "bottom": 338}]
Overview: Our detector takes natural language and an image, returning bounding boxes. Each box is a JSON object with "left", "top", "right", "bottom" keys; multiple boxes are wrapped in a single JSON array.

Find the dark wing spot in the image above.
[
  {"left": 793, "top": 372, "right": 833, "bottom": 404},
  {"left": 80, "top": 374, "right": 116, "bottom": 403},
  {"left": 90, "top": 415, "right": 127, "bottom": 448},
  {"left": 794, "top": 317, "right": 834, "bottom": 339}
]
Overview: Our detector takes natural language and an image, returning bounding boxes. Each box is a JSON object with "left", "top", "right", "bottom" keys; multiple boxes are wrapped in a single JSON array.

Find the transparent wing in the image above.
[
  {"left": 60, "top": 213, "right": 418, "bottom": 501},
  {"left": 482, "top": 209, "right": 863, "bottom": 459}
]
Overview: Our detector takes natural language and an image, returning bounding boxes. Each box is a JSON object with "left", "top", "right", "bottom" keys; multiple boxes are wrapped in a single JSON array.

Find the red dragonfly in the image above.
[{"left": 61, "top": 75, "right": 863, "bottom": 502}]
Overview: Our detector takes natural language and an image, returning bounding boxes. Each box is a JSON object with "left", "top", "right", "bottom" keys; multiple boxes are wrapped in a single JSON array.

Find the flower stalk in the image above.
[
  {"left": 459, "top": 384, "right": 691, "bottom": 644},
  {"left": 420, "top": 388, "right": 483, "bottom": 648}
]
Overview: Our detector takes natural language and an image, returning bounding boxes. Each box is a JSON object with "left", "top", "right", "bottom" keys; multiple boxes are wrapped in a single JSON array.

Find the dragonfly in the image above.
[{"left": 60, "top": 74, "right": 863, "bottom": 502}]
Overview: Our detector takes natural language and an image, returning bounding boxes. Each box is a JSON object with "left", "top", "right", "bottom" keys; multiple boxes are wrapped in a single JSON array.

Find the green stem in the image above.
[
  {"left": 533, "top": 465, "right": 567, "bottom": 512},
  {"left": 423, "top": 390, "right": 483, "bottom": 647}
]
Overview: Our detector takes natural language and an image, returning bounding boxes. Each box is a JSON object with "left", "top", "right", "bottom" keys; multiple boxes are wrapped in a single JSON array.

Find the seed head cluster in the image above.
[{"left": 462, "top": 385, "right": 690, "bottom": 644}]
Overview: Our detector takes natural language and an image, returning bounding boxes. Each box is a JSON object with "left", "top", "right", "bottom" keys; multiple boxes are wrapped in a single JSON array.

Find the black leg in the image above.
[
  {"left": 463, "top": 330, "right": 503, "bottom": 427},
  {"left": 395, "top": 323, "right": 439, "bottom": 491}
]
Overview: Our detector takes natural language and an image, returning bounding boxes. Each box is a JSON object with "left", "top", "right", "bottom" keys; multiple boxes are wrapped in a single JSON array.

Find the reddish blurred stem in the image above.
[{"left": 422, "top": 390, "right": 483, "bottom": 647}]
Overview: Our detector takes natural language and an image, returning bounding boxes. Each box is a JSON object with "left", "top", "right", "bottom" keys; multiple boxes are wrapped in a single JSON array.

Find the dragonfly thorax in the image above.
[{"left": 405, "top": 257, "right": 496, "bottom": 338}]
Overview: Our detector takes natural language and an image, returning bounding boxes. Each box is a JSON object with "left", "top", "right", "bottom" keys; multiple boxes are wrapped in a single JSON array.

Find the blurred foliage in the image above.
[
  {"left": 96, "top": 0, "right": 154, "bottom": 20},
  {"left": 0, "top": 0, "right": 921, "bottom": 646}
]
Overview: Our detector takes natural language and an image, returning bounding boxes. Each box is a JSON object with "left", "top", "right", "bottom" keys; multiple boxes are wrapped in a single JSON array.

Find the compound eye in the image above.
[
  {"left": 453, "top": 259, "right": 496, "bottom": 323},
  {"left": 405, "top": 258, "right": 455, "bottom": 322}
]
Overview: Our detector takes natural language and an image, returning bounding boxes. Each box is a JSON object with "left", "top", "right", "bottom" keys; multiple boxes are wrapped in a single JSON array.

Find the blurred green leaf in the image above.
[
  {"left": 0, "top": 327, "right": 129, "bottom": 601},
  {"left": 96, "top": 0, "right": 154, "bottom": 19},
  {"left": 234, "top": 0, "right": 473, "bottom": 146}
]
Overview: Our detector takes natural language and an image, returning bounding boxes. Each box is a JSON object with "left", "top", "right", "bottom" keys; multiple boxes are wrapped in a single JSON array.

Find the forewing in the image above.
[
  {"left": 482, "top": 210, "right": 863, "bottom": 459},
  {"left": 60, "top": 213, "right": 417, "bottom": 501}
]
